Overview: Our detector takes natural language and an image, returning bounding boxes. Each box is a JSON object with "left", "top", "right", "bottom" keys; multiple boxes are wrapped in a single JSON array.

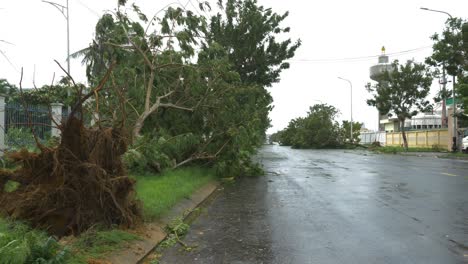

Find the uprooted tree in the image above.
[
  {"left": 0, "top": 67, "right": 141, "bottom": 237},
  {"left": 0, "top": 0, "right": 300, "bottom": 237},
  {"left": 73, "top": 0, "right": 301, "bottom": 176}
]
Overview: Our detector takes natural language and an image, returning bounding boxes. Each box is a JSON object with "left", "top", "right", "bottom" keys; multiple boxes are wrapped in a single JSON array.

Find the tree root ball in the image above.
[{"left": 0, "top": 117, "right": 141, "bottom": 237}]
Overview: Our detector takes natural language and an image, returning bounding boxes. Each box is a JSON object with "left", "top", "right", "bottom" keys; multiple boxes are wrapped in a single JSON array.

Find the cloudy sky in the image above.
[{"left": 1, "top": 0, "right": 466, "bottom": 133}]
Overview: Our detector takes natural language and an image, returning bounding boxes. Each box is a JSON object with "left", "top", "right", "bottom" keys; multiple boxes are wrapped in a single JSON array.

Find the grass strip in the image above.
[
  {"left": 134, "top": 167, "right": 216, "bottom": 221},
  {"left": 371, "top": 146, "right": 446, "bottom": 154},
  {"left": 68, "top": 229, "right": 141, "bottom": 263}
]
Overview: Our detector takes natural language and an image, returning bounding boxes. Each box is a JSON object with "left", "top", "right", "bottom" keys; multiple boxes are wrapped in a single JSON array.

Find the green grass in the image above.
[
  {"left": 134, "top": 167, "right": 216, "bottom": 221},
  {"left": 372, "top": 146, "right": 446, "bottom": 154},
  {"left": 440, "top": 152, "right": 468, "bottom": 158},
  {"left": 68, "top": 229, "right": 141, "bottom": 263}
]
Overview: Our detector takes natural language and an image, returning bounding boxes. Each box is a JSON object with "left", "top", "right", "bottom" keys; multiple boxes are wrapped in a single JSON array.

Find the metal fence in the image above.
[
  {"left": 0, "top": 95, "right": 64, "bottom": 153},
  {"left": 5, "top": 102, "right": 52, "bottom": 146}
]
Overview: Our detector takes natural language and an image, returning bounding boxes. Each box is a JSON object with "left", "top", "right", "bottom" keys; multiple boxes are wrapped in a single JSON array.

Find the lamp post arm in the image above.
[
  {"left": 42, "top": 0, "right": 67, "bottom": 18},
  {"left": 420, "top": 7, "right": 453, "bottom": 19}
]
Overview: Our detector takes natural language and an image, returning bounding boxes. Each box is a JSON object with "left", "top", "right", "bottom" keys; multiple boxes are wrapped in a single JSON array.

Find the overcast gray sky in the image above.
[{"left": 1, "top": 0, "right": 466, "bottom": 133}]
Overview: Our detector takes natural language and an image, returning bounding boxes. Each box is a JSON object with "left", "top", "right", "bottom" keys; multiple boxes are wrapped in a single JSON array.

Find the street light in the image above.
[
  {"left": 338, "top": 77, "right": 353, "bottom": 143},
  {"left": 420, "top": 7, "right": 457, "bottom": 151},
  {"left": 43, "top": 0, "right": 71, "bottom": 113},
  {"left": 420, "top": 7, "right": 453, "bottom": 19}
]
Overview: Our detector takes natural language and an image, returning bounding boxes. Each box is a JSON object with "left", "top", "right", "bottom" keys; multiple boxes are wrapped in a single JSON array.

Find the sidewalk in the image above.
[{"left": 105, "top": 181, "right": 220, "bottom": 264}]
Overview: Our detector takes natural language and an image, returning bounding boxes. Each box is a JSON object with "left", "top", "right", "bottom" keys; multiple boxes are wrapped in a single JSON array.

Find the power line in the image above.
[
  {"left": 75, "top": 0, "right": 101, "bottom": 17},
  {"left": 0, "top": 40, "right": 14, "bottom": 45},
  {"left": 0, "top": 50, "right": 19, "bottom": 73},
  {"left": 289, "top": 46, "right": 432, "bottom": 63}
]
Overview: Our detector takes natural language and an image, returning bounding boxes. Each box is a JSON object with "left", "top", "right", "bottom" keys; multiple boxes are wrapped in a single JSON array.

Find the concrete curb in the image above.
[{"left": 105, "top": 181, "right": 220, "bottom": 264}]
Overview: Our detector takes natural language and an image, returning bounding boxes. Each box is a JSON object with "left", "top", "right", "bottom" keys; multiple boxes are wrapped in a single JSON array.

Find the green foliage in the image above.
[
  {"left": 208, "top": 0, "right": 301, "bottom": 87},
  {"left": 463, "top": 22, "right": 468, "bottom": 59},
  {"left": 427, "top": 18, "right": 468, "bottom": 118},
  {"left": 457, "top": 22, "right": 468, "bottom": 115},
  {"left": 159, "top": 218, "right": 190, "bottom": 249},
  {"left": 75, "top": 0, "right": 298, "bottom": 178},
  {"left": 124, "top": 132, "right": 200, "bottom": 173},
  {"left": 0, "top": 79, "right": 17, "bottom": 97},
  {"left": 134, "top": 167, "right": 216, "bottom": 220},
  {"left": 426, "top": 18, "right": 466, "bottom": 77},
  {"left": 0, "top": 77, "right": 76, "bottom": 107},
  {"left": 0, "top": 218, "right": 70, "bottom": 264}
]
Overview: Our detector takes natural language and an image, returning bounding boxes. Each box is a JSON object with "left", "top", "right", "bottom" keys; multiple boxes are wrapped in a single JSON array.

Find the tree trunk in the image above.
[
  {"left": 400, "top": 119, "right": 408, "bottom": 150},
  {"left": 132, "top": 112, "right": 150, "bottom": 142}
]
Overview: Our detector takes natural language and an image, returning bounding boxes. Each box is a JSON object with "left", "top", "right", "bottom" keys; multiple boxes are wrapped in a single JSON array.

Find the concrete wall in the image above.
[{"left": 385, "top": 129, "right": 449, "bottom": 150}]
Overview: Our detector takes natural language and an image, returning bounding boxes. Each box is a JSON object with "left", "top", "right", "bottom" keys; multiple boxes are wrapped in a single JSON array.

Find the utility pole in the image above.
[
  {"left": 43, "top": 0, "right": 71, "bottom": 113},
  {"left": 338, "top": 77, "right": 353, "bottom": 143},
  {"left": 441, "top": 65, "right": 447, "bottom": 128},
  {"left": 452, "top": 75, "right": 457, "bottom": 152}
]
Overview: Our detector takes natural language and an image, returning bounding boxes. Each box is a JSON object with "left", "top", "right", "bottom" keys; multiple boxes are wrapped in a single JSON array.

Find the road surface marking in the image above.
[{"left": 441, "top": 173, "right": 458, "bottom": 177}]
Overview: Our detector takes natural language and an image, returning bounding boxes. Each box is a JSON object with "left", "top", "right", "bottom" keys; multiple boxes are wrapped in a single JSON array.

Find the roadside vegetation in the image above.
[
  {"left": 440, "top": 152, "right": 468, "bottom": 159},
  {"left": 0, "top": 0, "right": 300, "bottom": 262},
  {"left": 135, "top": 167, "right": 216, "bottom": 221},
  {"left": 0, "top": 218, "right": 69, "bottom": 263},
  {"left": 0, "top": 167, "right": 215, "bottom": 263},
  {"left": 369, "top": 145, "right": 447, "bottom": 154}
]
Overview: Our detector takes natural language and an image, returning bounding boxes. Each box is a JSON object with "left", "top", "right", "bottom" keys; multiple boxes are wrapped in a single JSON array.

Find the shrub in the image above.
[{"left": 0, "top": 218, "right": 70, "bottom": 264}]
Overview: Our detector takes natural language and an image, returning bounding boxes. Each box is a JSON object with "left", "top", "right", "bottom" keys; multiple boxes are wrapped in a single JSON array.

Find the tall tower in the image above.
[{"left": 370, "top": 47, "right": 393, "bottom": 131}]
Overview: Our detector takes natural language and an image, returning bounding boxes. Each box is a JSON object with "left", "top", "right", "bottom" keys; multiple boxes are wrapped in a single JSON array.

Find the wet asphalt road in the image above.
[{"left": 159, "top": 145, "right": 468, "bottom": 264}]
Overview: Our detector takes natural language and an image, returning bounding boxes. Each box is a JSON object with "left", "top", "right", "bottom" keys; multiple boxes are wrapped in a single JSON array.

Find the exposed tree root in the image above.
[{"left": 0, "top": 116, "right": 141, "bottom": 237}]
